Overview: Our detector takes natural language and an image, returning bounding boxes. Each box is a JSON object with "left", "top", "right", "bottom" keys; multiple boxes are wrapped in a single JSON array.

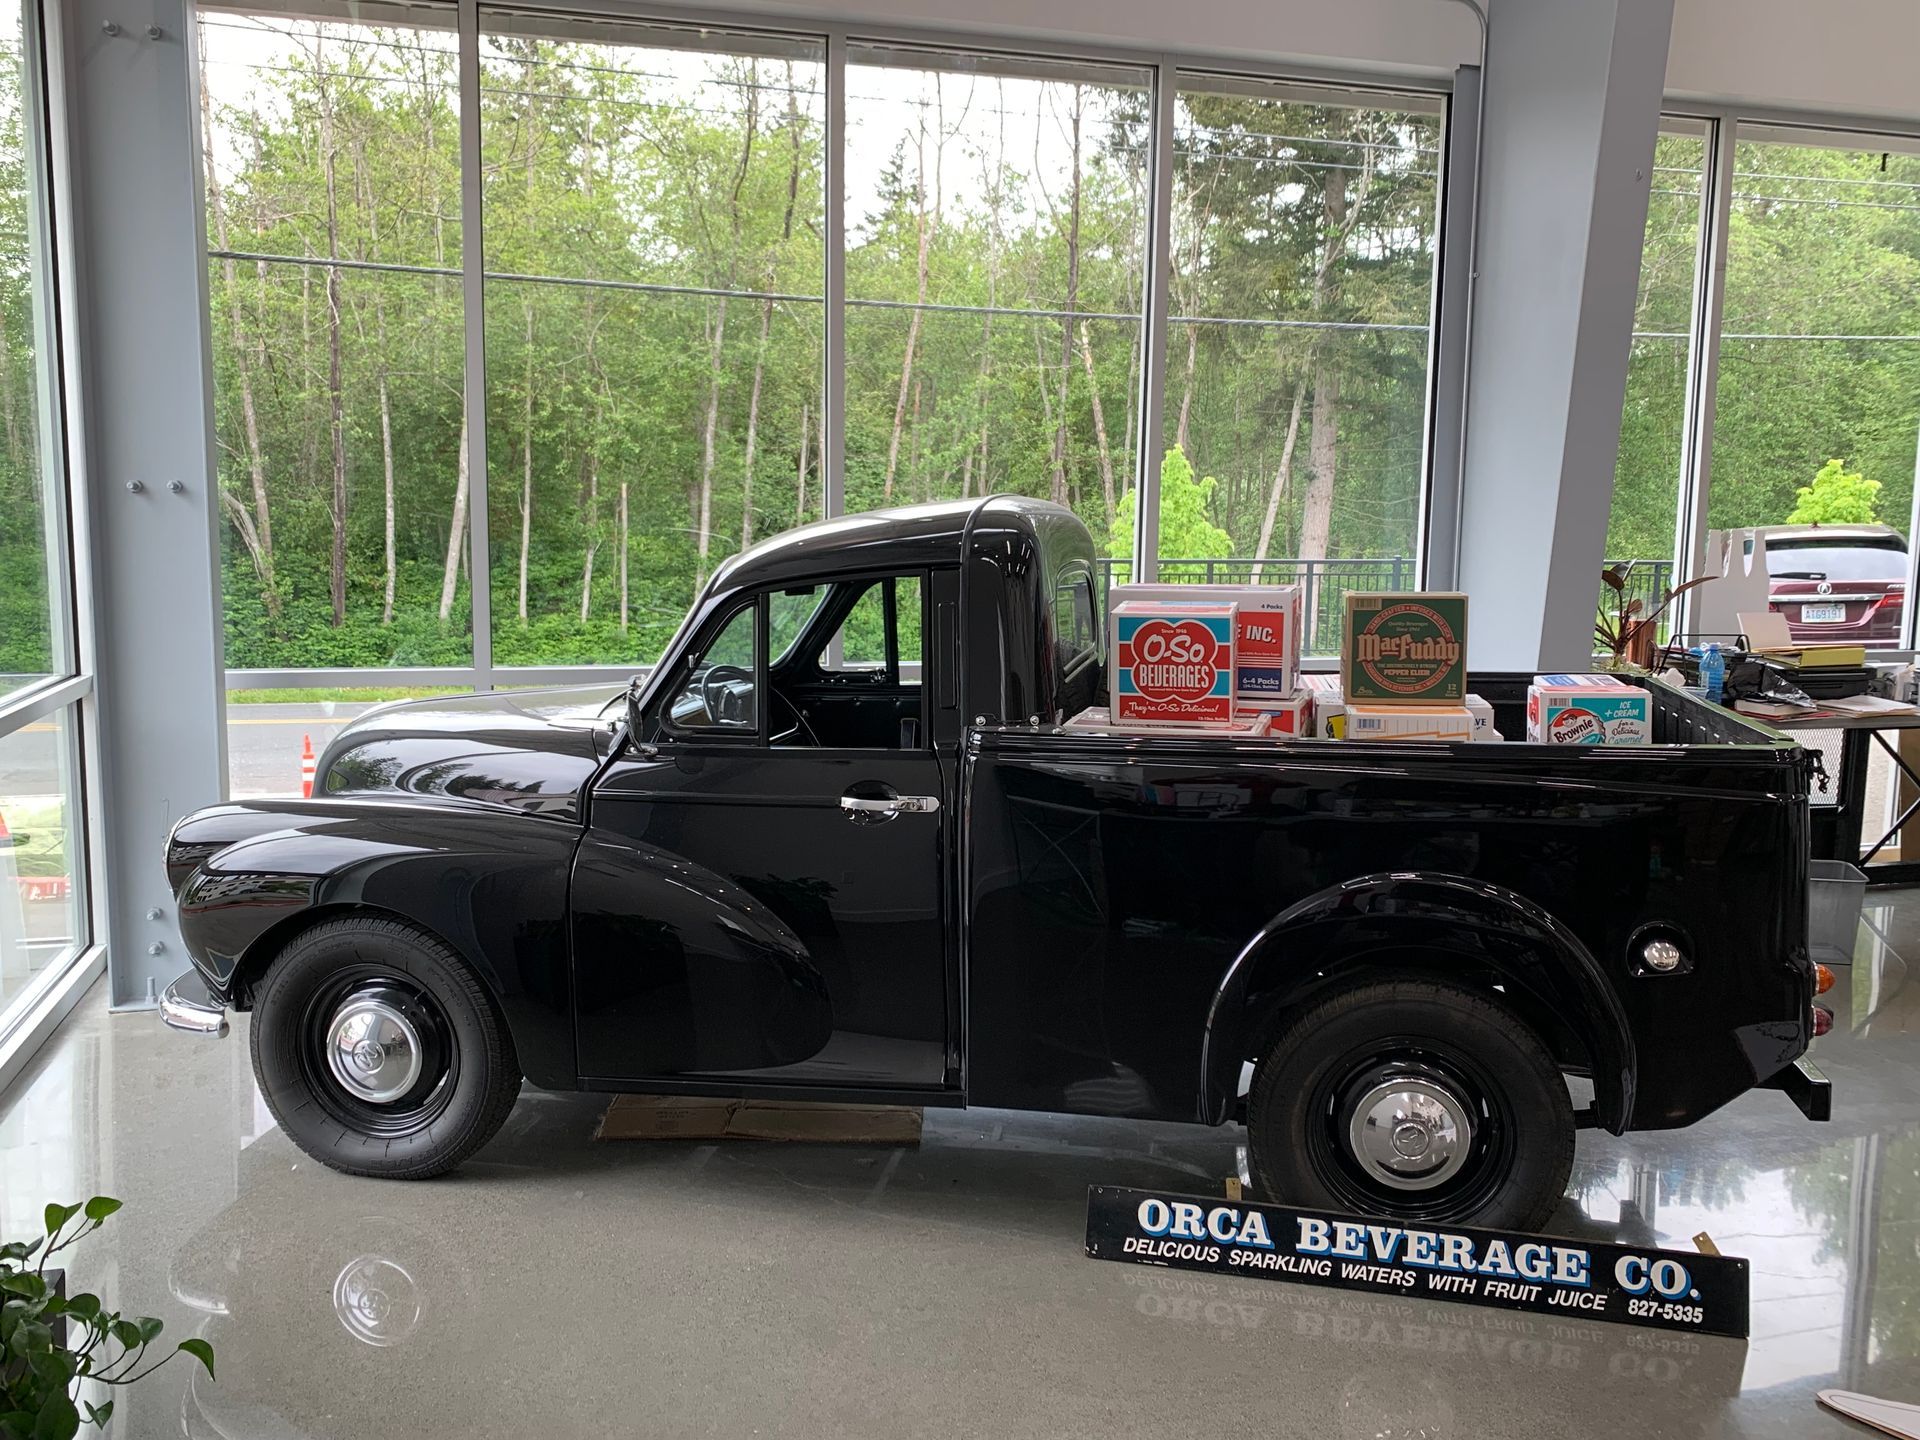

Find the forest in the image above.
[
  {"left": 190, "top": 13, "right": 1450, "bottom": 669},
  {"left": 0, "top": 13, "right": 1915, "bottom": 679}
]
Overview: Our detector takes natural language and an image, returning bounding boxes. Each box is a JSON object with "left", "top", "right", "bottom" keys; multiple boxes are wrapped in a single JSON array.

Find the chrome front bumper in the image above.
[{"left": 160, "top": 971, "right": 229, "bottom": 1038}]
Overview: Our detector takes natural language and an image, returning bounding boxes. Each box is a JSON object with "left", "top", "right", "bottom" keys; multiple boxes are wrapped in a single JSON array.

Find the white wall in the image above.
[
  {"left": 689, "top": 0, "right": 1481, "bottom": 77},
  {"left": 1667, "top": 0, "right": 1920, "bottom": 123},
  {"left": 690, "top": 0, "right": 1920, "bottom": 125}
]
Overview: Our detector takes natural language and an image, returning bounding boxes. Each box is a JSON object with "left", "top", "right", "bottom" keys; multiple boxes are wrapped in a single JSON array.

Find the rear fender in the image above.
[
  {"left": 1199, "top": 872, "right": 1636, "bottom": 1132},
  {"left": 169, "top": 798, "right": 578, "bottom": 1089}
]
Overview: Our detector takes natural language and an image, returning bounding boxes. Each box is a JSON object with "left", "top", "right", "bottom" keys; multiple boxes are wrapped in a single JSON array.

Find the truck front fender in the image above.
[
  {"left": 169, "top": 798, "right": 579, "bottom": 1089},
  {"left": 1199, "top": 872, "right": 1636, "bottom": 1133}
]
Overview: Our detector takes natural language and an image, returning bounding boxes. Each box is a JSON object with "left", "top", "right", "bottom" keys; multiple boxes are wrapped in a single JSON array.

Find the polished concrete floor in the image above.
[{"left": 2, "top": 899, "right": 1918, "bottom": 1439}]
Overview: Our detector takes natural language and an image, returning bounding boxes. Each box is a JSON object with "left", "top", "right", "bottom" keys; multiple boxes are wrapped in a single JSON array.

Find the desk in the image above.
[{"left": 1772, "top": 710, "right": 1920, "bottom": 883}]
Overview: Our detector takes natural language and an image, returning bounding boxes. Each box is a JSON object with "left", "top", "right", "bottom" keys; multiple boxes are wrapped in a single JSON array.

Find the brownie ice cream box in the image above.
[
  {"left": 1526, "top": 674, "right": 1652, "bottom": 745},
  {"left": 1111, "top": 600, "right": 1237, "bottom": 726},
  {"left": 1342, "top": 592, "right": 1469, "bottom": 704}
]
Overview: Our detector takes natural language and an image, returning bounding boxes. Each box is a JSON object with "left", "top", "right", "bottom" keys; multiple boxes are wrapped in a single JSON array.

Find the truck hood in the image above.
[{"left": 318, "top": 684, "right": 624, "bottom": 817}]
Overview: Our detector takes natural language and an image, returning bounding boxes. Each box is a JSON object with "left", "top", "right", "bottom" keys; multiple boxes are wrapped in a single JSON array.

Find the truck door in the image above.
[{"left": 573, "top": 573, "right": 951, "bottom": 1090}]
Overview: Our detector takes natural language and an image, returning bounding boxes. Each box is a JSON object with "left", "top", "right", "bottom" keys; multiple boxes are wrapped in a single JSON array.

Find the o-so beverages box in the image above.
[
  {"left": 1343, "top": 592, "right": 1469, "bottom": 705},
  {"left": 1110, "top": 584, "right": 1303, "bottom": 699},
  {"left": 1111, "top": 600, "right": 1237, "bottom": 727},
  {"left": 1526, "top": 674, "right": 1652, "bottom": 745},
  {"left": 1346, "top": 702, "right": 1476, "bottom": 743}
]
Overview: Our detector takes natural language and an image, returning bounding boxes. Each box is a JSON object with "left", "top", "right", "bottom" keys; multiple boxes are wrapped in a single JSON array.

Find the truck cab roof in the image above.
[{"left": 709, "top": 495, "right": 1079, "bottom": 595}]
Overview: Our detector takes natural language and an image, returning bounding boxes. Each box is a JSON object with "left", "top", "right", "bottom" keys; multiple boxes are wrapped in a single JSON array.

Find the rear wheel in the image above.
[
  {"left": 250, "top": 916, "right": 521, "bottom": 1179},
  {"left": 1246, "top": 976, "right": 1574, "bottom": 1231}
]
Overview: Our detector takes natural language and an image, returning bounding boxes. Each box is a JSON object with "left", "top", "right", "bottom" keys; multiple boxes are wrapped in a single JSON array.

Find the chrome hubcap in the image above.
[
  {"left": 332, "top": 1255, "right": 423, "bottom": 1347},
  {"left": 1347, "top": 1073, "right": 1474, "bottom": 1192},
  {"left": 324, "top": 989, "right": 424, "bottom": 1104}
]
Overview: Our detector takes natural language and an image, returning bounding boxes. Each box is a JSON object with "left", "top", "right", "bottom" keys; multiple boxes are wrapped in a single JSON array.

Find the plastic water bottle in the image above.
[{"left": 1700, "top": 642, "right": 1726, "bottom": 705}]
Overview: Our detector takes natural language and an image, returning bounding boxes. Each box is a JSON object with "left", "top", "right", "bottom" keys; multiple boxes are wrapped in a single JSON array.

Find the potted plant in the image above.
[
  {"left": 1, "top": 1197, "right": 214, "bottom": 1438},
  {"left": 1597, "top": 564, "right": 1714, "bottom": 671}
]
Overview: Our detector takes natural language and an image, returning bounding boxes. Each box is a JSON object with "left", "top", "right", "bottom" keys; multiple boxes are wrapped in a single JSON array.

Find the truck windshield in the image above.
[{"left": 770, "top": 586, "right": 828, "bottom": 662}]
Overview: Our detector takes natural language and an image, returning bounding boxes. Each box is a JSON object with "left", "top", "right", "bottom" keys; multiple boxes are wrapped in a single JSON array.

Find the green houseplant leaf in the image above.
[
  {"left": 0, "top": 1200, "right": 214, "bottom": 1433},
  {"left": 176, "top": 1339, "right": 215, "bottom": 1379}
]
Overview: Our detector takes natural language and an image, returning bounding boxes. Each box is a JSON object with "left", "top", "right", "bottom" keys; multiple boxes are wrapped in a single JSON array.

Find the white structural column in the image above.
[
  {"left": 60, "top": 0, "right": 226, "bottom": 1006},
  {"left": 1454, "top": 0, "right": 1674, "bottom": 669}
]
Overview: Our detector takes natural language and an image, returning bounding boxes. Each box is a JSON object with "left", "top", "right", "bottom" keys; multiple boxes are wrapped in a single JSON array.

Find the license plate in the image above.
[{"left": 1800, "top": 603, "right": 1847, "bottom": 623}]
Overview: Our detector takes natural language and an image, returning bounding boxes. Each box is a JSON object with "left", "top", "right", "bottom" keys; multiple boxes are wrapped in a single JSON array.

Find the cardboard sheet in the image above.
[{"left": 595, "top": 1094, "right": 924, "bottom": 1145}]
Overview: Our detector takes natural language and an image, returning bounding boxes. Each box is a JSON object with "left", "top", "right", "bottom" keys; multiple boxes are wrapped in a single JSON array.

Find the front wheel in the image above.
[
  {"left": 250, "top": 916, "right": 522, "bottom": 1179},
  {"left": 1246, "top": 976, "right": 1574, "bottom": 1231}
]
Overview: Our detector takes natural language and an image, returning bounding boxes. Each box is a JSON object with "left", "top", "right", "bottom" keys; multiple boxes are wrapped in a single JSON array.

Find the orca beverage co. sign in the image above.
[{"left": 1085, "top": 1186, "right": 1748, "bottom": 1340}]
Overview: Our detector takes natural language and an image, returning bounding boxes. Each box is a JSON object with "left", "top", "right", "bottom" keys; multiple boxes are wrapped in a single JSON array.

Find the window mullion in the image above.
[
  {"left": 1670, "top": 112, "right": 1736, "bottom": 632},
  {"left": 458, "top": 0, "right": 493, "bottom": 689},
  {"left": 1132, "top": 56, "right": 1176, "bottom": 585},
  {"left": 823, "top": 29, "right": 847, "bottom": 522}
]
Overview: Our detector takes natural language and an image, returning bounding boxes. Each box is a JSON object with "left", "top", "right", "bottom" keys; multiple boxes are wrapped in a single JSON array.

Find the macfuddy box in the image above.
[
  {"left": 1345, "top": 702, "right": 1476, "bottom": 743},
  {"left": 1526, "top": 674, "right": 1653, "bottom": 746},
  {"left": 1064, "top": 706, "right": 1273, "bottom": 739},
  {"left": 1112, "top": 600, "right": 1238, "bottom": 727},
  {"left": 1109, "top": 583, "right": 1303, "bottom": 699},
  {"left": 1235, "top": 692, "right": 1314, "bottom": 737},
  {"left": 1343, "top": 592, "right": 1469, "bottom": 705}
]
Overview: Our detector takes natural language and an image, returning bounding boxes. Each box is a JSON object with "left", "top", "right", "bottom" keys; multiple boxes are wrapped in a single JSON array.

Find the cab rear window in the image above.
[{"left": 1054, "top": 572, "right": 1098, "bottom": 680}]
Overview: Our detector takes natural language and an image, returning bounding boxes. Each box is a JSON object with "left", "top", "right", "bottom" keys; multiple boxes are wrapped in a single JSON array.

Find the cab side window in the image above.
[
  {"left": 822, "top": 576, "right": 923, "bottom": 681},
  {"left": 665, "top": 600, "right": 759, "bottom": 734},
  {"left": 1054, "top": 567, "right": 1099, "bottom": 717}
]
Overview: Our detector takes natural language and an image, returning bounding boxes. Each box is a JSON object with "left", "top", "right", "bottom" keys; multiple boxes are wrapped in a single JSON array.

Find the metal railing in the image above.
[
  {"left": 1600, "top": 558, "right": 1676, "bottom": 625},
  {"left": 1100, "top": 555, "right": 1674, "bottom": 656}
]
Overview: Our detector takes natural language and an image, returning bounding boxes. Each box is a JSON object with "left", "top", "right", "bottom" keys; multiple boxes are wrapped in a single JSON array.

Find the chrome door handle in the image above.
[{"left": 840, "top": 794, "right": 940, "bottom": 824}]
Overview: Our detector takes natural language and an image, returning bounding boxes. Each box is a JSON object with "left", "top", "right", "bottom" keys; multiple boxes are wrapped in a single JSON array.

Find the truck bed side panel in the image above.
[{"left": 962, "top": 731, "right": 1809, "bottom": 1130}]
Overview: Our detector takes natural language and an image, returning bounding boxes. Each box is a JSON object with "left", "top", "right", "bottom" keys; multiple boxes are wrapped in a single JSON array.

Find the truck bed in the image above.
[{"left": 959, "top": 671, "right": 1812, "bottom": 1134}]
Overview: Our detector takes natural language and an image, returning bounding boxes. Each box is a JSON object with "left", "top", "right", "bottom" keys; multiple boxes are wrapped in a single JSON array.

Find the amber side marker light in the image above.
[
  {"left": 1812, "top": 1005, "right": 1835, "bottom": 1038},
  {"left": 1815, "top": 963, "right": 1836, "bottom": 995}
]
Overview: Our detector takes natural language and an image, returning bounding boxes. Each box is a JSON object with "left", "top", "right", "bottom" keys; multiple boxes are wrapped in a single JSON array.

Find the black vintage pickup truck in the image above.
[{"left": 160, "top": 497, "right": 1828, "bottom": 1229}]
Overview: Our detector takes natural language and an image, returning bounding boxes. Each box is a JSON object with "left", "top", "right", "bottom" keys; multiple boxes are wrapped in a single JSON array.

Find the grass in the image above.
[{"left": 2, "top": 797, "right": 68, "bottom": 878}]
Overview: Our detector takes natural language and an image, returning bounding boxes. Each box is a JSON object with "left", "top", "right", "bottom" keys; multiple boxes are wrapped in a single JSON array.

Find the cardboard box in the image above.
[
  {"left": 1109, "top": 583, "right": 1303, "bottom": 698},
  {"left": 1526, "top": 674, "right": 1652, "bottom": 745},
  {"left": 1065, "top": 706, "right": 1272, "bottom": 738},
  {"left": 595, "top": 1095, "right": 924, "bottom": 1145},
  {"left": 1302, "top": 672, "right": 1346, "bottom": 738},
  {"left": 1465, "top": 693, "right": 1499, "bottom": 742},
  {"left": 1343, "top": 592, "right": 1469, "bottom": 704},
  {"left": 1236, "top": 692, "right": 1314, "bottom": 737},
  {"left": 1346, "top": 703, "right": 1476, "bottom": 742},
  {"left": 1112, "top": 600, "right": 1237, "bottom": 727}
]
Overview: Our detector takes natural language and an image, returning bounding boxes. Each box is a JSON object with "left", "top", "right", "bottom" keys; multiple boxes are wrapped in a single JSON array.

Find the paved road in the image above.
[
  {"left": 0, "top": 701, "right": 385, "bottom": 801},
  {"left": 223, "top": 701, "right": 383, "bottom": 798}
]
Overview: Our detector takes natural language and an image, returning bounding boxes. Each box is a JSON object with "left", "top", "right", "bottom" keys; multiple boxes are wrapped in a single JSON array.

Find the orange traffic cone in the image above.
[{"left": 300, "top": 734, "right": 317, "bottom": 798}]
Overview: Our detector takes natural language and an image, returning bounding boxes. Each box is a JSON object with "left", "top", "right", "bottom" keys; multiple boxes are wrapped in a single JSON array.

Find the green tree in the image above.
[
  {"left": 1786, "top": 458, "right": 1883, "bottom": 525},
  {"left": 1109, "top": 446, "right": 1232, "bottom": 564}
]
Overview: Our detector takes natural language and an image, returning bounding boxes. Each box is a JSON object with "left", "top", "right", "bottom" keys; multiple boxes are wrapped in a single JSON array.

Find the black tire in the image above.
[
  {"left": 1246, "top": 976, "right": 1574, "bottom": 1231},
  {"left": 250, "top": 915, "right": 522, "bottom": 1180}
]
